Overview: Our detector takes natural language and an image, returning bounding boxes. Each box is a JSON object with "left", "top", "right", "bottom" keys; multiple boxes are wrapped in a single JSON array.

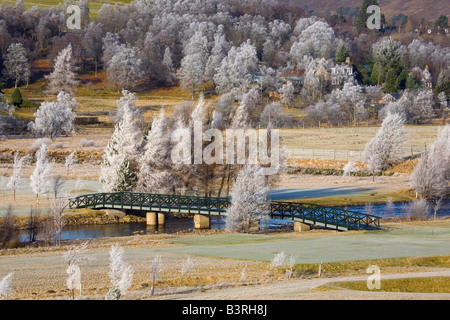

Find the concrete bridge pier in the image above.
[
  {"left": 294, "top": 221, "right": 311, "bottom": 232},
  {"left": 146, "top": 212, "right": 165, "bottom": 226},
  {"left": 194, "top": 214, "right": 210, "bottom": 229}
]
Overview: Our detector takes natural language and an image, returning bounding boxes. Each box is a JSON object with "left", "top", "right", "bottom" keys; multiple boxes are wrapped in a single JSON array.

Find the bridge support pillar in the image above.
[
  {"left": 146, "top": 212, "right": 158, "bottom": 226},
  {"left": 294, "top": 221, "right": 311, "bottom": 232},
  {"left": 158, "top": 213, "right": 165, "bottom": 226},
  {"left": 194, "top": 214, "right": 210, "bottom": 229}
]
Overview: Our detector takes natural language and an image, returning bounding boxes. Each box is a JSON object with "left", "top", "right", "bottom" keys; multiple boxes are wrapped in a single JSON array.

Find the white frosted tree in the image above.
[
  {"left": 279, "top": 82, "right": 295, "bottom": 106},
  {"left": 205, "top": 29, "right": 230, "bottom": 80},
  {"left": 100, "top": 91, "right": 143, "bottom": 192},
  {"left": 225, "top": 165, "right": 270, "bottom": 233},
  {"left": 179, "top": 256, "right": 195, "bottom": 287},
  {"left": 64, "top": 242, "right": 93, "bottom": 299},
  {"left": 410, "top": 125, "right": 449, "bottom": 199},
  {"left": 106, "top": 244, "right": 134, "bottom": 300},
  {"left": 56, "top": 91, "right": 79, "bottom": 111},
  {"left": 30, "top": 143, "right": 53, "bottom": 202},
  {"left": 106, "top": 47, "right": 144, "bottom": 90},
  {"left": 4, "top": 43, "right": 30, "bottom": 88},
  {"left": 0, "top": 93, "right": 14, "bottom": 116},
  {"left": 137, "top": 110, "right": 173, "bottom": 193},
  {"left": 65, "top": 151, "right": 77, "bottom": 174},
  {"left": 162, "top": 47, "right": 176, "bottom": 84},
  {"left": 342, "top": 161, "right": 357, "bottom": 177},
  {"left": 0, "top": 273, "right": 13, "bottom": 300},
  {"left": 259, "top": 102, "right": 286, "bottom": 128},
  {"left": 28, "top": 93, "right": 77, "bottom": 140},
  {"left": 290, "top": 20, "right": 336, "bottom": 63},
  {"left": 178, "top": 31, "right": 209, "bottom": 99},
  {"left": 214, "top": 40, "right": 258, "bottom": 94},
  {"left": 45, "top": 44, "right": 79, "bottom": 95},
  {"left": 231, "top": 88, "right": 260, "bottom": 129},
  {"left": 149, "top": 255, "right": 162, "bottom": 296},
  {"left": 7, "top": 153, "right": 30, "bottom": 201},
  {"left": 363, "top": 112, "right": 407, "bottom": 180}
]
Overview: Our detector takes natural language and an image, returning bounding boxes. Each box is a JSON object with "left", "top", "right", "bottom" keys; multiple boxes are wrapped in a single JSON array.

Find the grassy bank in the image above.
[{"left": 318, "top": 276, "right": 450, "bottom": 293}]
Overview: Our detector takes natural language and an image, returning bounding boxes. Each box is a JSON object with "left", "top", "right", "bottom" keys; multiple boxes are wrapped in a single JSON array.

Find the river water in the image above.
[{"left": 17, "top": 200, "right": 450, "bottom": 242}]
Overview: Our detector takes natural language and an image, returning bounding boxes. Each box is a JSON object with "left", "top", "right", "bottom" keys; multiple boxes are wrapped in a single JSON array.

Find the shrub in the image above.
[
  {"left": 408, "top": 199, "right": 430, "bottom": 221},
  {"left": 29, "top": 138, "right": 51, "bottom": 151},
  {"left": 80, "top": 139, "right": 95, "bottom": 147}
]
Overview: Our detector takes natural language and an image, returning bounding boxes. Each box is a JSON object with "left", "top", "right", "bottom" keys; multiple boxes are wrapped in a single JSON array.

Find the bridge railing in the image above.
[
  {"left": 69, "top": 192, "right": 230, "bottom": 214},
  {"left": 69, "top": 192, "right": 381, "bottom": 231},
  {"left": 270, "top": 201, "right": 381, "bottom": 230}
]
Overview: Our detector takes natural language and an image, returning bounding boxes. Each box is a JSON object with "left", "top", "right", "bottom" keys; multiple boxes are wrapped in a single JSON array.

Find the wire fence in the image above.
[{"left": 285, "top": 145, "right": 428, "bottom": 161}]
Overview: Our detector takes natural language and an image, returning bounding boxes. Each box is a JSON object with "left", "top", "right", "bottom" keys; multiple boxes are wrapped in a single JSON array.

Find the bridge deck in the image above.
[{"left": 69, "top": 192, "right": 381, "bottom": 231}]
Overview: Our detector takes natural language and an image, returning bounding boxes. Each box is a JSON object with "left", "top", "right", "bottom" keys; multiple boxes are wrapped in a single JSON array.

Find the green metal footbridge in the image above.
[{"left": 68, "top": 192, "right": 381, "bottom": 231}]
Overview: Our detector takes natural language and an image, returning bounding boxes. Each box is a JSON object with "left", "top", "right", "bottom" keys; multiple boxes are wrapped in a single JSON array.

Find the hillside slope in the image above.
[{"left": 285, "top": 0, "right": 449, "bottom": 21}]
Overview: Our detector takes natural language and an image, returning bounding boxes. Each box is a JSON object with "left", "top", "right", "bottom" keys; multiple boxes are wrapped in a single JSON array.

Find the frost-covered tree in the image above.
[
  {"left": 45, "top": 44, "right": 79, "bottom": 95},
  {"left": 178, "top": 31, "right": 209, "bottom": 99},
  {"left": 179, "top": 256, "right": 195, "bottom": 287},
  {"left": 342, "top": 161, "right": 357, "bottom": 177},
  {"left": 363, "top": 112, "right": 407, "bottom": 179},
  {"left": 64, "top": 242, "right": 92, "bottom": 299},
  {"left": 137, "top": 110, "right": 173, "bottom": 193},
  {"left": 373, "top": 38, "right": 403, "bottom": 70},
  {"left": 225, "top": 165, "right": 270, "bottom": 233},
  {"left": 106, "top": 47, "right": 144, "bottom": 90},
  {"left": 231, "top": 99, "right": 251, "bottom": 129},
  {"left": 0, "top": 273, "right": 13, "bottom": 299},
  {"left": 49, "top": 197, "right": 68, "bottom": 247},
  {"left": 410, "top": 89, "right": 434, "bottom": 124},
  {"left": 162, "top": 47, "right": 176, "bottom": 84},
  {"left": 205, "top": 28, "right": 230, "bottom": 80},
  {"left": 290, "top": 20, "right": 336, "bottom": 63},
  {"left": 65, "top": 151, "right": 77, "bottom": 174},
  {"left": 30, "top": 143, "right": 53, "bottom": 202},
  {"left": 106, "top": 244, "right": 133, "bottom": 300},
  {"left": 279, "top": 82, "right": 295, "bottom": 106},
  {"left": 259, "top": 102, "right": 288, "bottom": 128},
  {"left": 0, "top": 93, "right": 14, "bottom": 117},
  {"left": 408, "top": 199, "right": 430, "bottom": 220},
  {"left": 100, "top": 91, "right": 143, "bottom": 192},
  {"left": 410, "top": 125, "right": 449, "bottom": 199},
  {"left": 100, "top": 123, "right": 136, "bottom": 192},
  {"left": 214, "top": 40, "right": 258, "bottom": 94},
  {"left": 56, "top": 91, "right": 79, "bottom": 111},
  {"left": 28, "top": 93, "right": 77, "bottom": 140},
  {"left": 380, "top": 90, "right": 434, "bottom": 124},
  {"left": 4, "top": 43, "right": 30, "bottom": 88},
  {"left": 7, "top": 153, "right": 30, "bottom": 201},
  {"left": 149, "top": 255, "right": 162, "bottom": 296}
]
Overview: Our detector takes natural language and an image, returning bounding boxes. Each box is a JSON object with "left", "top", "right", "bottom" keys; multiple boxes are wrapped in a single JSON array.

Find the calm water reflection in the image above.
[{"left": 18, "top": 200, "right": 450, "bottom": 242}]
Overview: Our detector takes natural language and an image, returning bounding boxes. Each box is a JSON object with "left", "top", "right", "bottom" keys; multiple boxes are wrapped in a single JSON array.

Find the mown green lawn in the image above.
[{"left": 154, "top": 222, "right": 450, "bottom": 264}]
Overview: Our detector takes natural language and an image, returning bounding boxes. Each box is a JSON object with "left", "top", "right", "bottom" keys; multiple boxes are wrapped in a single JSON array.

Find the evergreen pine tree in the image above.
[
  {"left": 405, "top": 73, "right": 418, "bottom": 90},
  {"left": 335, "top": 41, "right": 349, "bottom": 63},
  {"left": 113, "top": 158, "right": 135, "bottom": 192},
  {"left": 435, "top": 70, "right": 448, "bottom": 95},
  {"left": 356, "top": 0, "right": 380, "bottom": 28},
  {"left": 11, "top": 87, "right": 22, "bottom": 107},
  {"left": 384, "top": 68, "right": 398, "bottom": 93}
]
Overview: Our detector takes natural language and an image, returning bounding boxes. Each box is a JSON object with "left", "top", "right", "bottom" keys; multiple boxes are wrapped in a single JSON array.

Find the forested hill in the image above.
[{"left": 282, "top": 0, "right": 450, "bottom": 21}]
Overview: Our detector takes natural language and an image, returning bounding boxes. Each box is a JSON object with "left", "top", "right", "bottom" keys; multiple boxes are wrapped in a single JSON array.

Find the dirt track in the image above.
[{"left": 161, "top": 270, "right": 450, "bottom": 300}]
